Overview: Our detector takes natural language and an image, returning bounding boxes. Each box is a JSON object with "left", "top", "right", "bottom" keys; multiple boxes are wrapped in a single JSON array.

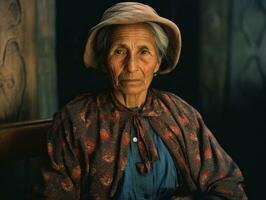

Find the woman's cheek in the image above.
[{"left": 110, "top": 63, "right": 121, "bottom": 88}]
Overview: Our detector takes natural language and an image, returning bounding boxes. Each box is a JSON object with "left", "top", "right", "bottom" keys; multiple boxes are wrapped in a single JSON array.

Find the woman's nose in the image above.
[{"left": 125, "top": 54, "right": 138, "bottom": 73}]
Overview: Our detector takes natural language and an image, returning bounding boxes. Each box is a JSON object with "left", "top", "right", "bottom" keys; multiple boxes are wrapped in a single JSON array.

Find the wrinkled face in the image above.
[{"left": 107, "top": 23, "right": 161, "bottom": 95}]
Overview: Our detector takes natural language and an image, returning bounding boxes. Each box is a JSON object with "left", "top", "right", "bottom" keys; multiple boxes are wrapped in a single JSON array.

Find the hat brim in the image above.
[{"left": 83, "top": 7, "right": 181, "bottom": 75}]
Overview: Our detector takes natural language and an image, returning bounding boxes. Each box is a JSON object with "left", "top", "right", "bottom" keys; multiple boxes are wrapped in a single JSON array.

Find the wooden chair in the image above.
[
  {"left": 0, "top": 119, "right": 53, "bottom": 162},
  {"left": 0, "top": 119, "right": 53, "bottom": 198}
]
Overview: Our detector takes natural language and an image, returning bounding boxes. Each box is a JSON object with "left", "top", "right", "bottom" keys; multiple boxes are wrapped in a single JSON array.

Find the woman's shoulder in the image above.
[
  {"left": 63, "top": 93, "right": 95, "bottom": 110},
  {"left": 153, "top": 89, "right": 202, "bottom": 129},
  {"left": 152, "top": 89, "right": 197, "bottom": 113},
  {"left": 58, "top": 91, "right": 110, "bottom": 117},
  {"left": 68, "top": 92, "right": 97, "bottom": 105}
]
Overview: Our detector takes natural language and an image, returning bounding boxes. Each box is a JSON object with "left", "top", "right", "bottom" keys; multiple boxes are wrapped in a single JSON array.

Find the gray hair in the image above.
[{"left": 93, "top": 22, "right": 169, "bottom": 71}]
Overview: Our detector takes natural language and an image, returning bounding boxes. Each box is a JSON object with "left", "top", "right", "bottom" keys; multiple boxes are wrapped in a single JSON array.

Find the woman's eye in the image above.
[
  {"left": 114, "top": 49, "right": 126, "bottom": 55},
  {"left": 140, "top": 49, "right": 149, "bottom": 55}
]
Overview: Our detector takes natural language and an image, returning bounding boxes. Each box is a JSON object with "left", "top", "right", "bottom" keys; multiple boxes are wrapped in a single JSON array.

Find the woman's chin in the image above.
[{"left": 116, "top": 86, "right": 148, "bottom": 96}]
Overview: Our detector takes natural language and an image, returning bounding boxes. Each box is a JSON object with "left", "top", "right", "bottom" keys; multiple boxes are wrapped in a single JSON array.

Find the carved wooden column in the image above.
[
  {"left": 199, "top": 0, "right": 266, "bottom": 119},
  {"left": 0, "top": 0, "right": 29, "bottom": 123},
  {"left": 0, "top": 1, "right": 57, "bottom": 199},
  {"left": 229, "top": 0, "right": 266, "bottom": 111},
  {"left": 198, "top": 0, "right": 230, "bottom": 121},
  {"left": 0, "top": 0, "right": 57, "bottom": 124}
]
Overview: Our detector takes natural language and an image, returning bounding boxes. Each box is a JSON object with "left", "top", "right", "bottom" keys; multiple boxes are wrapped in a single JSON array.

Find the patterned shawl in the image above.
[{"left": 37, "top": 89, "right": 247, "bottom": 200}]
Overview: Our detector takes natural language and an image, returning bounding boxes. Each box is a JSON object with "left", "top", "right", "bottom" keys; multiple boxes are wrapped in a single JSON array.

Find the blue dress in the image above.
[{"left": 115, "top": 115, "right": 179, "bottom": 200}]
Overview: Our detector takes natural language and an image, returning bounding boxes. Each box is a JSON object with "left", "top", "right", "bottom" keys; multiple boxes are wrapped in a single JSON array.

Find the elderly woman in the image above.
[{"left": 38, "top": 2, "right": 247, "bottom": 200}]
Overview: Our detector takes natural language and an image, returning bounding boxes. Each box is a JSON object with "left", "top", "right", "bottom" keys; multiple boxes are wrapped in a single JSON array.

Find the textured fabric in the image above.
[
  {"left": 37, "top": 89, "right": 247, "bottom": 200},
  {"left": 115, "top": 117, "right": 178, "bottom": 200}
]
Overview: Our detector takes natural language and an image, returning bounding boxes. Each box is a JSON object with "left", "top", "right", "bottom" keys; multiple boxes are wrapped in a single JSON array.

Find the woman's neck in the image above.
[{"left": 113, "top": 90, "right": 148, "bottom": 108}]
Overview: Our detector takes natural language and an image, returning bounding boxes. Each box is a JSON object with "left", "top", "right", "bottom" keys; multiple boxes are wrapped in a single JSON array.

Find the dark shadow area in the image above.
[{"left": 204, "top": 106, "right": 266, "bottom": 200}]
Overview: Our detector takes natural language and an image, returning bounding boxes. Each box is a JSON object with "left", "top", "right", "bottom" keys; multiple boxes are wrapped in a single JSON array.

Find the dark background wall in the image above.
[{"left": 56, "top": 0, "right": 265, "bottom": 199}]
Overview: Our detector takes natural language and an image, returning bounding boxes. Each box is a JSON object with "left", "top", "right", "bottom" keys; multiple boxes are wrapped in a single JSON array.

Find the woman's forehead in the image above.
[{"left": 110, "top": 23, "right": 156, "bottom": 46}]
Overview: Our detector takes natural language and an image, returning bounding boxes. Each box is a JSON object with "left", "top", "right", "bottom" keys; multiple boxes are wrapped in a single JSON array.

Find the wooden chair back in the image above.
[{"left": 0, "top": 119, "right": 52, "bottom": 162}]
